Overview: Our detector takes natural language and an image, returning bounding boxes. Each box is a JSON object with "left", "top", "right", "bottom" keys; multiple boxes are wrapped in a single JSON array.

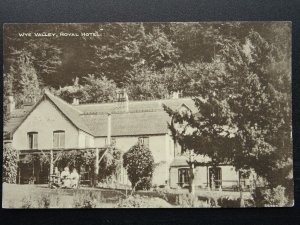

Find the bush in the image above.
[
  {"left": 21, "top": 196, "right": 35, "bottom": 208},
  {"left": 123, "top": 143, "right": 154, "bottom": 191},
  {"left": 253, "top": 185, "right": 289, "bottom": 207},
  {"left": 177, "top": 194, "right": 212, "bottom": 208},
  {"left": 73, "top": 191, "right": 98, "bottom": 208},
  {"left": 217, "top": 196, "right": 240, "bottom": 208},
  {"left": 3, "top": 145, "right": 18, "bottom": 183},
  {"left": 117, "top": 195, "right": 171, "bottom": 208}
]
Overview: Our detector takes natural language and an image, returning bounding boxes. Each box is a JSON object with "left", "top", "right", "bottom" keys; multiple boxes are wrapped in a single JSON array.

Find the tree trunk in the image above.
[
  {"left": 239, "top": 170, "right": 245, "bottom": 207},
  {"left": 189, "top": 163, "right": 195, "bottom": 195}
]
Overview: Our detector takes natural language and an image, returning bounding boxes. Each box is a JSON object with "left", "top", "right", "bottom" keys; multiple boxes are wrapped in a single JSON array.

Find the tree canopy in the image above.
[{"left": 163, "top": 23, "right": 292, "bottom": 198}]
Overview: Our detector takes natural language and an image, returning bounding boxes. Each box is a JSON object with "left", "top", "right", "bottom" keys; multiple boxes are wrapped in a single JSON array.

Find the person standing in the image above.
[{"left": 70, "top": 168, "right": 80, "bottom": 188}]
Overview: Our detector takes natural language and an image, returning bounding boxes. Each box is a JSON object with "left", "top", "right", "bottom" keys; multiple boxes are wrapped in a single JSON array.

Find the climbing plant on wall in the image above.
[{"left": 3, "top": 144, "right": 18, "bottom": 183}]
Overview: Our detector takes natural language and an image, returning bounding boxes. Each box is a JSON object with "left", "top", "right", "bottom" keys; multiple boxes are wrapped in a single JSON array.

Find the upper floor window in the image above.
[
  {"left": 138, "top": 137, "right": 149, "bottom": 148},
  {"left": 28, "top": 132, "right": 38, "bottom": 149},
  {"left": 105, "top": 137, "right": 116, "bottom": 146},
  {"left": 53, "top": 131, "right": 65, "bottom": 148}
]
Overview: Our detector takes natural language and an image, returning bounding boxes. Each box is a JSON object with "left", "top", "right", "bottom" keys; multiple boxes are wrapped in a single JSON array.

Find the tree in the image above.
[
  {"left": 57, "top": 75, "right": 118, "bottom": 104},
  {"left": 3, "top": 144, "right": 18, "bottom": 183},
  {"left": 98, "top": 147, "right": 122, "bottom": 182},
  {"left": 123, "top": 143, "right": 154, "bottom": 191},
  {"left": 6, "top": 50, "right": 41, "bottom": 108},
  {"left": 126, "top": 65, "right": 170, "bottom": 100},
  {"left": 163, "top": 24, "right": 292, "bottom": 203}
]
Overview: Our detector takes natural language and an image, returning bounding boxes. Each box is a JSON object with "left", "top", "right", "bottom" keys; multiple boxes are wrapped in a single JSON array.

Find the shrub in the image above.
[
  {"left": 253, "top": 185, "right": 289, "bottom": 207},
  {"left": 117, "top": 195, "right": 171, "bottom": 208},
  {"left": 123, "top": 143, "right": 154, "bottom": 191},
  {"left": 178, "top": 194, "right": 211, "bottom": 208},
  {"left": 217, "top": 196, "right": 240, "bottom": 208},
  {"left": 73, "top": 191, "right": 98, "bottom": 208},
  {"left": 264, "top": 186, "right": 288, "bottom": 207},
  {"left": 37, "top": 194, "right": 51, "bottom": 208},
  {"left": 3, "top": 144, "right": 18, "bottom": 183},
  {"left": 21, "top": 196, "right": 35, "bottom": 208},
  {"left": 98, "top": 147, "right": 122, "bottom": 181}
]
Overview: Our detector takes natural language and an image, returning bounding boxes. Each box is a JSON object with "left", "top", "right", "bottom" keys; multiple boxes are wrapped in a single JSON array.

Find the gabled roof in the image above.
[
  {"left": 44, "top": 91, "right": 92, "bottom": 135},
  {"left": 4, "top": 105, "right": 34, "bottom": 135},
  {"left": 4, "top": 92, "right": 199, "bottom": 138},
  {"left": 4, "top": 91, "right": 93, "bottom": 137}
]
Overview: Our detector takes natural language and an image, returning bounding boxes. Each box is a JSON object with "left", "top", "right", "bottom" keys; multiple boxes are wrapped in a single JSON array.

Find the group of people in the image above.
[{"left": 51, "top": 167, "right": 80, "bottom": 189}]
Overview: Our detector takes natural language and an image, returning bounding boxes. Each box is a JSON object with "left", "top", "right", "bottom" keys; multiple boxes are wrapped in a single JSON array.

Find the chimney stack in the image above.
[
  {"left": 116, "top": 89, "right": 129, "bottom": 112},
  {"left": 72, "top": 98, "right": 79, "bottom": 105},
  {"left": 8, "top": 96, "right": 15, "bottom": 113}
]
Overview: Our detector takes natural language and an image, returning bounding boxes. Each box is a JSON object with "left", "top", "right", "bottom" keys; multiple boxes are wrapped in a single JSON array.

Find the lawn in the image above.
[
  {"left": 2, "top": 183, "right": 124, "bottom": 208},
  {"left": 2, "top": 183, "right": 252, "bottom": 208}
]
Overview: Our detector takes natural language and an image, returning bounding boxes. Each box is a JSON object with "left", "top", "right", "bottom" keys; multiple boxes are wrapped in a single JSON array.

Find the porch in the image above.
[{"left": 16, "top": 147, "right": 105, "bottom": 185}]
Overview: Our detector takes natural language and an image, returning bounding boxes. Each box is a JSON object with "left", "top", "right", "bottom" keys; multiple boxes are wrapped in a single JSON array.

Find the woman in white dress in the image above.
[
  {"left": 60, "top": 167, "right": 71, "bottom": 188},
  {"left": 70, "top": 168, "right": 80, "bottom": 188}
]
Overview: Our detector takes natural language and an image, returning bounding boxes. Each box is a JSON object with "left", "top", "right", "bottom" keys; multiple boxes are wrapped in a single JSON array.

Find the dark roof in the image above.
[
  {"left": 4, "top": 92, "right": 198, "bottom": 138},
  {"left": 77, "top": 98, "right": 197, "bottom": 137},
  {"left": 4, "top": 106, "right": 35, "bottom": 136},
  {"left": 81, "top": 111, "right": 171, "bottom": 137},
  {"left": 74, "top": 98, "right": 197, "bottom": 115}
]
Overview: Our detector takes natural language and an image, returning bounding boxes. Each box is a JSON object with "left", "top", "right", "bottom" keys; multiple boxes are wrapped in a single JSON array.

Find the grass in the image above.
[
  {"left": 2, "top": 183, "right": 253, "bottom": 208},
  {"left": 2, "top": 183, "right": 123, "bottom": 208}
]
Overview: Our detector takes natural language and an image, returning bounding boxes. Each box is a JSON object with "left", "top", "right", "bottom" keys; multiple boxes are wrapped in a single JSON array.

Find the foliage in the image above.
[
  {"left": 217, "top": 196, "right": 241, "bottom": 208},
  {"left": 253, "top": 186, "right": 289, "bottom": 207},
  {"left": 73, "top": 191, "right": 98, "bottom": 208},
  {"left": 163, "top": 23, "right": 292, "bottom": 194},
  {"left": 123, "top": 143, "right": 154, "bottom": 190},
  {"left": 5, "top": 50, "right": 41, "bottom": 108},
  {"left": 57, "top": 75, "right": 118, "bottom": 104},
  {"left": 55, "top": 149, "right": 96, "bottom": 172},
  {"left": 126, "top": 65, "right": 170, "bottom": 100},
  {"left": 117, "top": 195, "right": 171, "bottom": 208},
  {"left": 98, "top": 147, "right": 123, "bottom": 182},
  {"left": 3, "top": 145, "right": 18, "bottom": 183}
]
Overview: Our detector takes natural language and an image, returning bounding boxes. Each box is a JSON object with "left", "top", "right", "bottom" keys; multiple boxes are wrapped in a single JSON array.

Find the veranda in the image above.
[{"left": 16, "top": 147, "right": 116, "bottom": 186}]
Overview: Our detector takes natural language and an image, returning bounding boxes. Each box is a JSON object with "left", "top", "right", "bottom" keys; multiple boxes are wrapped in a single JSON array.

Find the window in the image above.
[
  {"left": 105, "top": 137, "right": 116, "bottom": 146},
  {"left": 138, "top": 137, "right": 149, "bottom": 147},
  {"left": 209, "top": 167, "right": 222, "bottom": 189},
  {"left": 28, "top": 132, "right": 38, "bottom": 149},
  {"left": 178, "top": 168, "right": 190, "bottom": 184},
  {"left": 53, "top": 131, "right": 65, "bottom": 148}
]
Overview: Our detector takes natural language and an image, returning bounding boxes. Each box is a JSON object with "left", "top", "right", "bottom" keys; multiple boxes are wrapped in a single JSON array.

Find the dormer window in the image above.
[
  {"left": 53, "top": 130, "right": 65, "bottom": 148},
  {"left": 28, "top": 132, "right": 38, "bottom": 149}
]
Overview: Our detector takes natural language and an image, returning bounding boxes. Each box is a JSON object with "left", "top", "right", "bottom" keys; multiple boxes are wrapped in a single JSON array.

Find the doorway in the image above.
[{"left": 209, "top": 167, "right": 222, "bottom": 189}]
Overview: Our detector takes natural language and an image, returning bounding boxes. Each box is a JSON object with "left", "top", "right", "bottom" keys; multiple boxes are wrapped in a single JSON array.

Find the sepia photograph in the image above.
[{"left": 2, "top": 22, "right": 293, "bottom": 208}]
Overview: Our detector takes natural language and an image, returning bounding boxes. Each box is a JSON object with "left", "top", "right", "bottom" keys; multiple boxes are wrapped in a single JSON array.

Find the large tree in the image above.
[{"left": 164, "top": 23, "right": 292, "bottom": 202}]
